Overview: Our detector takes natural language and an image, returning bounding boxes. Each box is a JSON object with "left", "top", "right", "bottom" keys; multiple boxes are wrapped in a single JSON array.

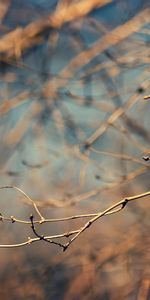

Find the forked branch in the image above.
[{"left": 0, "top": 186, "right": 149, "bottom": 251}]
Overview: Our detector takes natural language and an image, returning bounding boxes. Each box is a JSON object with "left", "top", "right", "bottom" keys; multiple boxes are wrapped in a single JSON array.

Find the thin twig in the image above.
[
  {"left": 144, "top": 95, "right": 150, "bottom": 99},
  {"left": 0, "top": 186, "right": 44, "bottom": 222},
  {"left": 0, "top": 186, "right": 149, "bottom": 251},
  {"left": 62, "top": 191, "right": 150, "bottom": 251}
]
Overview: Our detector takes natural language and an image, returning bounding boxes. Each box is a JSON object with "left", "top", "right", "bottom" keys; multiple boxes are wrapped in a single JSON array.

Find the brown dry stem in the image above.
[{"left": 0, "top": 186, "right": 149, "bottom": 251}]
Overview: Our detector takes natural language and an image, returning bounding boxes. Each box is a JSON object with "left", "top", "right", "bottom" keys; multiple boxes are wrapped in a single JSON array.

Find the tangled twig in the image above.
[{"left": 0, "top": 186, "right": 149, "bottom": 251}]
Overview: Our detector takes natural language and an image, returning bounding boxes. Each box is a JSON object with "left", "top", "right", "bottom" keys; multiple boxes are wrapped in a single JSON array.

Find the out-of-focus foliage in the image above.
[{"left": 0, "top": 0, "right": 150, "bottom": 299}]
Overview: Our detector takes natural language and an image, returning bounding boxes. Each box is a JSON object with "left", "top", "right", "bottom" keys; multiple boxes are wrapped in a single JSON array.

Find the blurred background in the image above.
[{"left": 0, "top": 0, "right": 150, "bottom": 299}]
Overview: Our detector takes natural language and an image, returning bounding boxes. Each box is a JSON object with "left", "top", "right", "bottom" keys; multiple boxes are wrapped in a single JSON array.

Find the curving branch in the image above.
[{"left": 0, "top": 186, "right": 149, "bottom": 251}]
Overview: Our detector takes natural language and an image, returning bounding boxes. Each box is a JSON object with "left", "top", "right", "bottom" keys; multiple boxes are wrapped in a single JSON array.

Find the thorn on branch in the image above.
[
  {"left": 86, "top": 221, "right": 92, "bottom": 228},
  {"left": 65, "top": 232, "right": 70, "bottom": 238},
  {"left": 11, "top": 216, "right": 15, "bottom": 223},
  {"left": 63, "top": 242, "right": 69, "bottom": 252},
  {"left": 122, "top": 199, "right": 128, "bottom": 208},
  {"left": 142, "top": 156, "right": 150, "bottom": 161},
  {"left": 27, "top": 237, "right": 31, "bottom": 245}
]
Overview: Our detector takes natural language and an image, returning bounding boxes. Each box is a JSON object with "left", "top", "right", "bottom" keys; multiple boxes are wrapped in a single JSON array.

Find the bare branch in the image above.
[
  {"left": 0, "top": 186, "right": 149, "bottom": 251},
  {"left": 0, "top": 186, "right": 44, "bottom": 222},
  {"left": 144, "top": 95, "right": 150, "bottom": 99}
]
